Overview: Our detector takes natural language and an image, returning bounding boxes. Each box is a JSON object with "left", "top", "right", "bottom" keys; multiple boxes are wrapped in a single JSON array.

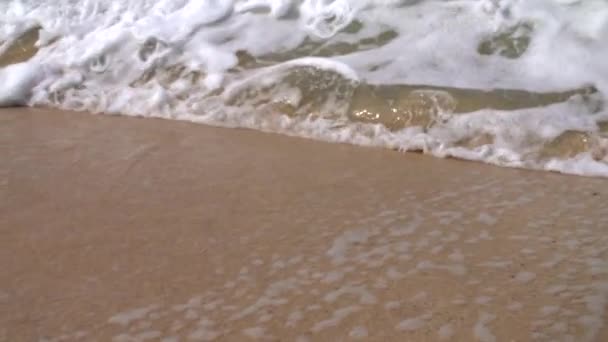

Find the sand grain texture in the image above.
[{"left": 2, "top": 108, "right": 608, "bottom": 341}]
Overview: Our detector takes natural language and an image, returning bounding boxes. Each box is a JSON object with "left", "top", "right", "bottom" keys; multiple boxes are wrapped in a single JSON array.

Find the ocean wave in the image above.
[{"left": 2, "top": 0, "right": 608, "bottom": 176}]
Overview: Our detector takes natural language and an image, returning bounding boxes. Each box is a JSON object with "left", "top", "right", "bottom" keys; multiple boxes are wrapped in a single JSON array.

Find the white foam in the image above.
[
  {"left": 386, "top": 266, "right": 405, "bottom": 280},
  {"left": 108, "top": 305, "right": 158, "bottom": 326},
  {"left": 286, "top": 310, "right": 303, "bottom": 327},
  {"left": 448, "top": 250, "right": 465, "bottom": 262},
  {"left": 311, "top": 306, "right": 361, "bottom": 332},
  {"left": 507, "top": 302, "right": 523, "bottom": 311},
  {"left": 0, "top": 62, "right": 45, "bottom": 106},
  {"left": 327, "top": 229, "right": 372, "bottom": 265},
  {"left": 242, "top": 327, "right": 266, "bottom": 339},
  {"left": 416, "top": 260, "right": 467, "bottom": 276},
  {"left": 2, "top": 0, "right": 608, "bottom": 177},
  {"left": 384, "top": 300, "right": 401, "bottom": 310},
  {"left": 479, "top": 261, "right": 512, "bottom": 269},
  {"left": 540, "top": 306, "right": 561, "bottom": 316},
  {"left": 437, "top": 323, "right": 454, "bottom": 340},
  {"left": 475, "top": 296, "right": 493, "bottom": 305},
  {"left": 396, "top": 313, "right": 432, "bottom": 331},
  {"left": 323, "top": 284, "right": 377, "bottom": 305},
  {"left": 349, "top": 326, "right": 368, "bottom": 339},
  {"left": 321, "top": 270, "right": 345, "bottom": 283},
  {"left": 473, "top": 312, "right": 496, "bottom": 342},
  {"left": 514, "top": 271, "right": 536, "bottom": 284}
]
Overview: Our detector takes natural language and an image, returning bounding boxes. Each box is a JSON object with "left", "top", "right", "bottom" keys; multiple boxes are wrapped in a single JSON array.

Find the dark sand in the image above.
[{"left": 2, "top": 108, "right": 608, "bottom": 341}]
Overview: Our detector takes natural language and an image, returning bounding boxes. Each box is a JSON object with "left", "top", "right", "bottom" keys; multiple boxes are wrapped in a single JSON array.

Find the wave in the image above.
[{"left": 2, "top": 0, "right": 608, "bottom": 176}]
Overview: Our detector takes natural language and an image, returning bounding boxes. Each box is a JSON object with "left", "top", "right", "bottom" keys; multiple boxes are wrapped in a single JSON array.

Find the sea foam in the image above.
[{"left": 2, "top": 0, "right": 608, "bottom": 176}]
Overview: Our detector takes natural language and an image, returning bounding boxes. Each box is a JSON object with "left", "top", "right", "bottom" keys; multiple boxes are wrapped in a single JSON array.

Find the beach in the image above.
[{"left": 2, "top": 107, "right": 608, "bottom": 341}]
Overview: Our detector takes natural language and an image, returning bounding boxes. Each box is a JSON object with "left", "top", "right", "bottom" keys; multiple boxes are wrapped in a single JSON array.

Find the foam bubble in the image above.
[
  {"left": 242, "top": 327, "right": 266, "bottom": 339},
  {"left": 473, "top": 312, "right": 496, "bottom": 342},
  {"left": 348, "top": 326, "right": 368, "bottom": 339},
  {"left": 108, "top": 305, "right": 158, "bottom": 327},
  {"left": 311, "top": 306, "right": 361, "bottom": 333},
  {"left": 396, "top": 313, "right": 432, "bottom": 331},
  {"left": 438, "top": 323, "right": 454, "bottom": 340},
  {"left": 0, "top": 62, "right": 44, "bottom": 106},
  {"left": 3, "top": 0, "right": 608, "bottom": 176},
  {"left": 514, "top": 271, "right": 536, "bottom": 284}
]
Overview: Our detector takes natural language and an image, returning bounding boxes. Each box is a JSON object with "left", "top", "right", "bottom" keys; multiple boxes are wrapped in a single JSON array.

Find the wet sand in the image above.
[{"left": 2, "top": 107, "right": 608, "bottom": 341}]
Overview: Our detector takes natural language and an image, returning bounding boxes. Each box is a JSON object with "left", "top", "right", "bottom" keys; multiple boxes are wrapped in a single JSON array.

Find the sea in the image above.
[{"left": 2, "top": 0, "right": 608, "bottom": 176}]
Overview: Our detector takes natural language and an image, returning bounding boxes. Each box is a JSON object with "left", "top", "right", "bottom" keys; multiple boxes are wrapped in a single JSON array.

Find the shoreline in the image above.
[{"left": 2, "top": 107, "right": 608, "bottom": 341}]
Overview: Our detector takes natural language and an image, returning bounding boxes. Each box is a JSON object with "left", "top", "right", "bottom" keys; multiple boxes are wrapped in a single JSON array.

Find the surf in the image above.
[{"left": 2, "top": 0, "right": 608, "bottom": 176}]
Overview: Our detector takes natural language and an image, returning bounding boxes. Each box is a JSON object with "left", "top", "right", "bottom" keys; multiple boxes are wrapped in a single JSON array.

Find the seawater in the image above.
[{"left": 2, "top": 0, "right": 608, "bottom": 176}]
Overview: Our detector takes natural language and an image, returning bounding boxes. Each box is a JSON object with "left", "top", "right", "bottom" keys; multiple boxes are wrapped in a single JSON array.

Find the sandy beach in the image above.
[{"left": 2, "top": 107, "right": 608, "bottom": 341}]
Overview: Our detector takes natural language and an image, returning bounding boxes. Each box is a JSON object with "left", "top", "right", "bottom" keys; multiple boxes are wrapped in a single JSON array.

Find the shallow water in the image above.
[
  {"left": 3, "top": 108, "right": 608, "bottom": 341},
  {"left": 2, "top": 0, "right": 608, "bottom": 176}
]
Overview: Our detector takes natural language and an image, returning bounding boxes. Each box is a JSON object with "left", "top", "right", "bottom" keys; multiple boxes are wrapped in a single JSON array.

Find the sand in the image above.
[{"left": 2, "top": 107, "right": 608, "bottom": 341}]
